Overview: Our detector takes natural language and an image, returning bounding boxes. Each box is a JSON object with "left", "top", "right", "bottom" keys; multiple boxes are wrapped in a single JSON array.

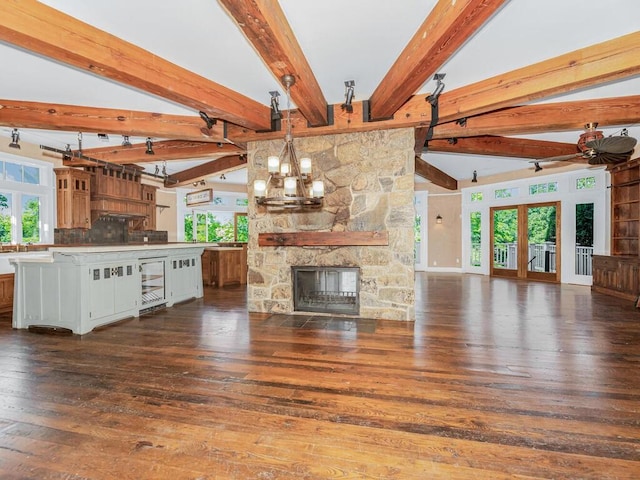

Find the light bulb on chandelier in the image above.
[{"left": 253, "top": 74, "right": 324, "bottom": 210}]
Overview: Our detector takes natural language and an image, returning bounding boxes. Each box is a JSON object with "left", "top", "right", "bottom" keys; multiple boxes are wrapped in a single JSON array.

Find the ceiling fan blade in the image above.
[
  {"left": 586, "top": 136, "right": 637, "bottom": 154},
  {"left": 587, "top": 151, "right": 633, "bottom": 165},
  {"left": 533, "top": 153, "right": 582, "bottom": 163}
]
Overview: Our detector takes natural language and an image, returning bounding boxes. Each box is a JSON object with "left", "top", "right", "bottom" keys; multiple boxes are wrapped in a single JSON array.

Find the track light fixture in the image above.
[
  {"left": 269, "top": 90, "right": 281, "bottom": 120},
  {"left": 341, "top": 80, "right": 355, "bottom": 113},
  {"left": 9, "top": 128, "right": 21, "bottom": 149},
  {"left": 63, "top": 144, "right": 73, "bottom": 161},
  {"left": 534, "top": 162, "right": 543, "bottom": 172},
  {"left": 121, "top": 135, "right": 132, "bottom": 147},
  {"left": 199, "top": 111, "right": 216, "bottom": 129},
  {"left": 145, "top": 137, "right": 154, "bottom": 155},
  {"left": 220, "top": 174, "right": 226, "bottom": 180},
  {"left": 472, "top": 170, "right": 478, "bottom": 183},
  {"left": 162, "top": 162, "right": 167, "bottom": 178},
  {"left": 154, "top": 165, "right": 160, "bottom": 176},
  {"left": 427, "top": 73, "right": 446, "bottom": 107},
  {"left": 77, "top": 132, "right": 83, "bottom": 155}
]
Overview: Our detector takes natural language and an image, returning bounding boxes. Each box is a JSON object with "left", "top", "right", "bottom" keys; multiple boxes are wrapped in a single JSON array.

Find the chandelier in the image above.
[{"left": 253, "top": 74, "right": 324, "bottom": 210}]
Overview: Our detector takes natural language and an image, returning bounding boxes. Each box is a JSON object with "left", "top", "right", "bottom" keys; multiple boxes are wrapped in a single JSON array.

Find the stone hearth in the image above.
[{"left": 247, "top": 128, "right": 415, "bottom": 321}]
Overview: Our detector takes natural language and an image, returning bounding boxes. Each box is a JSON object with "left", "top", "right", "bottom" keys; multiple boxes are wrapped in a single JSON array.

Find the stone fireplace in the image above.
[{"left": 247, "top": 128, "right": 415, "bottom": 321}]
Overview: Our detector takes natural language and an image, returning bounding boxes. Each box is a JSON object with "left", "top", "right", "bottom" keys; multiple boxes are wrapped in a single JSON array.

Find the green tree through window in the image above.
[
  {"left": 22, "top": 196, "right": 40, "bottom": 243},
  {"left": 0, "top": 193, "right": 11, "bottom": 243}
]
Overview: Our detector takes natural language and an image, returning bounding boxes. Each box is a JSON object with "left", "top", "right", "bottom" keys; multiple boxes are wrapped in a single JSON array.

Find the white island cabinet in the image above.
[{"left": 10, "top": 244, "right": 207, "bottom": 335}]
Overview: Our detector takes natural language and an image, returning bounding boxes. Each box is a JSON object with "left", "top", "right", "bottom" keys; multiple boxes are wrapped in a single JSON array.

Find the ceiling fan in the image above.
[{"left": 535, "top": 123, "right": 637, "bottom": 166}]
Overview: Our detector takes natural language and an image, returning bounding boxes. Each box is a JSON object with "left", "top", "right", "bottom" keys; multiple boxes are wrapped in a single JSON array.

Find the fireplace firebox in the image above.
[{"left": 293, "top": 266, "right": 359, "bottom": 315}]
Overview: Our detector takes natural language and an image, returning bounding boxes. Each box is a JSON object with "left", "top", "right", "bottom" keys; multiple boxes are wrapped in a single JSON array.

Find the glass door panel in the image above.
[
  {"left": 492, "top": 207, "right": 518, "bottom": 275},
  {"left": 527, "top": 205, "right": 557, "bottom": 274},
  {"left": 470, "top": 211, "right": 481, "bottom": 267},
  {"left": 575, "top": 203, "right": 594, "bottom": 276}
]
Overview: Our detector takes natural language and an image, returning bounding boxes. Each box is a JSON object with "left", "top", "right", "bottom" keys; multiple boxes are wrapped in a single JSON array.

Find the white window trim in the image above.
[
  {"left": 461, "top": 168, "right": 608, "bottom": 285},
  {"left": 0, "top": 153, "right": 55, "bottom": 245}
]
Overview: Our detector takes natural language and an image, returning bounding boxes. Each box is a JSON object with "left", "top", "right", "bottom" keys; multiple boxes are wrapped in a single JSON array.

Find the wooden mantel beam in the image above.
[
  {"left": 219, "top": 0, "right": 329, "bottom": 127},
  {"left": 0, "top": 100, "right": 226, "bottom": 143},
  {"left": 0, "top": 0, "right": 271, "bottom": 131},
  {"left": 369, "top": 0, "right": 507, "bottom": 121},
  {"left": 64, "top": 141, "right": 245, "bottom": 166}
]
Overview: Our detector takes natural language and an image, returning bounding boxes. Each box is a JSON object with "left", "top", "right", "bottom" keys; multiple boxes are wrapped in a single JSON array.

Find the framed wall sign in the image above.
[{"left": 186, "top": 188, "right": 213, "bottom": 207}]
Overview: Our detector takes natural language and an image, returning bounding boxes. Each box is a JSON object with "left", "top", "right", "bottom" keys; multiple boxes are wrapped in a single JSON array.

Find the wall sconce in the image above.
[
  {"left": 471, "top": 170, "right": 478, "bottom": 183},
  {"left": 145, "top": 137, "right": 154, "bottom": 155},
  {"left": 436, "top": 214, "right": 443, "bottom": 224},
  {"left": 9, "top": 128, "right": 21, "bottom": 149}
]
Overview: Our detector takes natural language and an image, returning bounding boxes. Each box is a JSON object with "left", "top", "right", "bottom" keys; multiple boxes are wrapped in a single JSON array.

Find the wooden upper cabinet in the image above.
[
  {"left": 55, "top": 167, "right": 158, "bottom": 231},
  {"left": 610, "top": 157, "right": 640, "bottom": 256},
  {"left": 54, "top": 168, "right": 92, "bottom": 229}
]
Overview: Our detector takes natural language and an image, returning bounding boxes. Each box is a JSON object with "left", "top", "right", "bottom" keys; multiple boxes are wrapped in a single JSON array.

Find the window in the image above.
[
  {"left": 495, "top": 187, "right": 518, "bottom": 199},
  {"left": 471, "top": 192, "right": 483, "bottom": 202},
  {"left": 184, "top": 211, "right": 246, "bottom": 242},
  {"left": 0, "top": 156, "right": 50, "bottom": 245},
  {"left": 576, "top": 176, "right": 596, "bottom": 190},
  {"left": 529, "top": 182, "right": 558, "bottom": 195},
  {"left": 0, "top": 193, "right": 12, "bottom": 243},
  {"left": 21, "top": 195, "right": 40, "bottom": 243},
  {"left": 235, "top": 213, "right": 248, "bottom": 242}
]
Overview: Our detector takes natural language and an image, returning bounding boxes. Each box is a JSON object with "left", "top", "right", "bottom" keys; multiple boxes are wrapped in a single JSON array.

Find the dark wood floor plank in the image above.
[{"left": 1, "top": 273, "right": 639, "bottom": 479}]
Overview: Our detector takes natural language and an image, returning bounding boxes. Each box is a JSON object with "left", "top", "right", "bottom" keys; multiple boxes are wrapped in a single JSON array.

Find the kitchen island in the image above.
[{"left": 10, "top": 243, "right": 210, "bottom": 335}]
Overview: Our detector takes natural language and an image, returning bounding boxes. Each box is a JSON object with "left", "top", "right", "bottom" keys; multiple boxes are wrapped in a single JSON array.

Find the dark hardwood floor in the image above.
[{"left": 0, "top": 273, "right": 639, "bottom": 479}]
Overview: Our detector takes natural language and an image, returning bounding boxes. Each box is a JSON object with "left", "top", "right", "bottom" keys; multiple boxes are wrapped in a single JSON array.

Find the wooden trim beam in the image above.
[
  {"left": 0, "top": 100, "right": 225, "bottom": 143},
  {"left": 258, "top": 231, "right": 389, "bottom": 247},
  {"left": 426, "top": 136, "right": 579, "bottom": 159},
  {"left": 0, "top": 0, "right": 271, "bottom": 131},
  {"left": 414, "top": 156, "right": 458, "bottom": 190},
  {"left": 166, "top": 155, "right": 247, "bottom": 187},
  {"left": 64, "top": 141, "right": 245, "bottom": 165},
  {"left": 431, "top": 95, "right": 640, "bottom": 139},
  {"left": 369, "top": 0, "right": 506, "bottom": 121},
  {"left": 424, "top": 31, "right": 640, "bottom": 124},
  {"left": 219, "top": 0, "right": 329, "bottom": 127},
  {"left": 228, "top": 26, "right": 640, "bottom": 143}
]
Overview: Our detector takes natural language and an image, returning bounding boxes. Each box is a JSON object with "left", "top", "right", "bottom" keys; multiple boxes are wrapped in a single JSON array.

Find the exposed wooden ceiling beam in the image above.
[
  {"left": 369, "top": 0, "right": 507, "bottom": 121},
  {"left": 228, "top": 27, "right": 640, "bottom": 144},
  {"left": 218, "top": 0, "right": 329, "bottom": 127},
  {"left": 416, "top": 31, "right": 640, "bottom": 124},
  {"left": 431, "top": 95, "right": 640, "bottom": 139},
  {"left": 0, "top": 100, "right": 226, "bottom": 143},
  {"left": 0, "top": 0, "right": 271, "bottom": 131},
  {"left": 166, "top": 155, "right": 247, "bottom": 188},
  {"left": 415, "top": 156, "right": 458, "bottom": 190},
  {"left": 64, "top": 141, "right": 245, "bottom": 166},
  {"left": 425, "top": 136, "right": 578, "bottom": 159}
]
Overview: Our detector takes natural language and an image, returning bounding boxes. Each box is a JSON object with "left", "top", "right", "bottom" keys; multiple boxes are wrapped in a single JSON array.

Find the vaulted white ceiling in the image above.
[{"left": 1, "top": 0, "right": 639, "bottom": 185}]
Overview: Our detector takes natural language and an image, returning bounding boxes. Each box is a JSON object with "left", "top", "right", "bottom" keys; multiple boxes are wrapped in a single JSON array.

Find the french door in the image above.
[{"left": 490, "top": 202, "right": 560, "bottom": 282}]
